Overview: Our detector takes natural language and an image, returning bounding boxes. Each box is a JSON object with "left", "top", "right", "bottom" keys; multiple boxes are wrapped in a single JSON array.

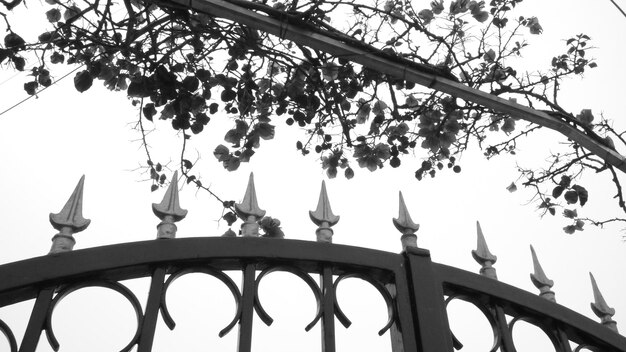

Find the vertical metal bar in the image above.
[
  {"left": 238, "top": 263, "right": 256, "bottom": 352},
  {"left": 493, "top": 306, "right": 515, "bottom": 352},
  {"left": 137, "top": 267, "right": 167, "bottom": 352},
  {"left": 405, "top": 247, "right": 454, "bottom": 352},
  {"left": 556, "top": 328, "right": 573, "bottom": 352},
  {"left": 320, "top": 265, "right": 335, "bottom": 352},
  {"left": 389, "top": 270, "right": 419, "bottom": 352},
  {"left": 19, "top": 287, "right": 55, "bottom": 352}
]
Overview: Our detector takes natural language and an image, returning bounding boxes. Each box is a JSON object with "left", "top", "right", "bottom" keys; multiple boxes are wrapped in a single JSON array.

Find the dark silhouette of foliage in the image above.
[{"left": 1, "top": 0, "right": 625, "bottom": 234}]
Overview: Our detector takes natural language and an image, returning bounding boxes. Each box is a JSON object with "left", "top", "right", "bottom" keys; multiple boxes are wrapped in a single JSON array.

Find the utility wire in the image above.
[
  {"left": 610, "top": 0, "right": 626, "bottom": 18},
  {"left": 0, "top": 64, "right": 83, "bottom": 119}
]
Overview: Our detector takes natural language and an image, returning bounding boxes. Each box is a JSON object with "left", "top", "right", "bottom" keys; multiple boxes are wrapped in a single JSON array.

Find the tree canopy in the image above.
[{"left": 1, "top": 0, "right": 625, "bottom": 235}]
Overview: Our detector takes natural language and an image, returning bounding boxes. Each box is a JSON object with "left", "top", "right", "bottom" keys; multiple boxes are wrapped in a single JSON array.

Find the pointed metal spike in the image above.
[
  {"left": 49, "top": 175, "right": 91, "bottom": 254},
  {"left": 472, "top": 221, "right": 498, "bottom": 279},
  {"left": 235, "top": 173, "right": 266, "bottom": 219},
  {"left": 152, "top": 171, "right": 188, "bottom": 221},
  {"left": 152, "top": 171, "right": 188, "bottom": 239},
  {"left": 309, "top": 181, "right": 340, "bottom": 226},
  {"left": 589, "top": 273, "right": 618, "bottom": 332},
  {"left": 529, "top": 245, "right": 555, "bottom": 301},
  {"left": 310, "top": 181, "right": 340, "bottom": 243},
  {"left": 392, "top": 191, "right": 419, "bottom": 249},
  {"left": 49, "top": 175, "right": 91, "bottom": 232}
]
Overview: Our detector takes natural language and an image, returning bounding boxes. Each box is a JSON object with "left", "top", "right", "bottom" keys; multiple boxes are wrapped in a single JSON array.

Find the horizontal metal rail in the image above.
[
  {"left": 435, "top": 263, "right": 626, "bottom": 351},
  {"left": 0, "top": 238, "right": 401, "bottom": 305},
  {"left": 166, "top": 0, "right": 626, "bottom": 173},
  {"left": 0, "top": 238, "right": 623, "bottom": 352}
]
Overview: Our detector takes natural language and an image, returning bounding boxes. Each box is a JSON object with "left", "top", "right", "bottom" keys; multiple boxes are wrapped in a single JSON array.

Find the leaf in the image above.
[
  {"left": 142, "top": 103, "right": 157, "bottom": 121},
  {"left": 548, "top": 207, "right": 555, "bottom": 216},
  {"left": 418, "top": 9, "right": 434, "bottom": 24},
  {"left": 575, "top": 220, "right": 585, "bottom": 231},
  {"left": 563, "top": 225, "right": 576, "bottom": 234},
  {"left": 213, "top": 144, "right": 230, "bottom": 162},
  {"left": 430, "top": 0, "right": 444, "bottom": 14},
  {"left": 63, "top": 5, "right": 81, "bottom": 21},
  {"left": 564, "top": 190, "right": 578, "bottom": 204},
  {"left": 345, "top": 167, "right": 355, "bottom": 179},
  {"left": 572, "top": 185, "right": 588, "bottom": 206},
  {"left": 372, "top": 100, "right": 388, "bottom": 116},
  {"left": 46, "top": 8, "right": 62, "bottom": 23},
  {"left": 321, "top": 63, "right": 339, "bottom": 81},
  {"left": 223, "top": 156, "right": 240, "bottom": 171},
  {"left": 576, "top": 109, "right": 594, "bottom": 125},
  {"left": 483, "top": 48, "right": 496, "bottom": 62},
  {"left": 221, "top": 89, "right": 236, "bottom": 102},
  {"left": 501, "top": 118, "right": 515, "bottom": 133},
  {"left": 559, "top": 175, "right": 571, "bottom": 188},
  {"left": 24, "top": 81, "right": 38, "bottom": 95},
  {"left": 563, "top": 209, "right": 578, "bottom": 219},
  {"left": 4, "top": 33, "right": 25, "bottom": 49},
  {"left": 472, "top": 10, "right": 489, "bottom": 22},
  {"left": 11, "top": 56, "right": 25, "bottom": 71},
  {"left": 73, "top": 70, "right": 93, "bottom": 93},
  {"left": 255, "top": 122, "right": 275, "bottom": 140},
  {"left": 526, "top": 17, "right": 542, "bottom": 34},
  {"left": 356, "top": 100, "right": 371, "bottom": 123},
  {"left": 552, "top": 185, "right": 564, "bottom": 198},
  {"left": 506, "top": 182, "right": 517, "bottom": 193},
  {"left": 223, "top": 211, "right": 237, "bottom": 226}
]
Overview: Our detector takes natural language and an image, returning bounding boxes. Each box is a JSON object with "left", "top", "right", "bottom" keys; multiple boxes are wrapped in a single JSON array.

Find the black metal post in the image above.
[
  {"left": 320, "top": 265, "right": 336, "bottom": 352},
  {"left": 405, "top": 247, "right": 454, "bottom": 352},
  {"left": 238, "top": 263, "right": 256, "bottom": 352},
  {"left": 19, "top": 287, "right": 54, "bottom": 352},
  {"left": 137, "top": 267, "right": 166, "bottom": 352}
]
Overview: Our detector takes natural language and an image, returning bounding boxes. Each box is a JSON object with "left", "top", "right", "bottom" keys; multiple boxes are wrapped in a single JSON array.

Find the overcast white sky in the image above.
[{"left": 0, "top": 0, "right": 625, "bottom": 351}]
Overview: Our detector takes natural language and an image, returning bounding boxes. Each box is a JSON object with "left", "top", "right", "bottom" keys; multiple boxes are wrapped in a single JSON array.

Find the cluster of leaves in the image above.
[{"left": 1, "top": 0, "right": 624, "bottom": 233}]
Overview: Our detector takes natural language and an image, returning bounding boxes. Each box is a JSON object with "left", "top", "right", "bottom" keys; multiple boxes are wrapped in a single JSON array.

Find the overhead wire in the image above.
[
  {"left": 609, "top": 0, "right": 626, "bottom": 18},
  {"left": 0, "top": 64, "right": 84, "bottom": 118}
]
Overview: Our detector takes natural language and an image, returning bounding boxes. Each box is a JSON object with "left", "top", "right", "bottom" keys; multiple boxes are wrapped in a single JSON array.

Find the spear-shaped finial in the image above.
[
  {"left": 49, "top": 175, "right": 91, "bottom": 254},
  {"left": 309, "top": 181, "right": 340, "bottom": 243},
  {"left": 590, "top": 273, "right": 618, "bottom": 332},
  {"left": 392, "top": 191, "right": 420, "bottom": 250},
  {"left": 152, "top": 171, "right": 188, "bottom": 239},
  {"left": 529, "top": 245, "right": 555, "bottom": 302},
  {"left": 472, "top": 221, "right": 498, "bottom": 280},
  {"left": 235, "top": 173, "right": 266, "bottom": 237}
]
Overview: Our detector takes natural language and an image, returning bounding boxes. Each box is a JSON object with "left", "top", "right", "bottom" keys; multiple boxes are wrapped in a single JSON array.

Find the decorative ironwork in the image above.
[
  {"left": 49, "top": 175, "right": 90, "bottom": 254},
  {"left": 0, "top": 318, "right": 17, "bottom": 352},
  {"left": 235, "top": 173, "right": 266, "bottom": 237},
  {"left": 309, "top": 181, "right": 340, "bottom": 243},
  {"left": 530, "top": 245, "right": 556, "bottom": 302},
  {"left": 472, "top": 221, "right": 498, "bottom": 280},
  {"left": 44, "top": 280, "right": 143, "bottom": 352},
  {"left": 590, "top": 272, "right": 618, "bottom": 333},
  {"left": 254, "top": 265, "right": 322, "bottom": 331},
  {"left": 444, "top": 294, "right": 500, "bottom": 352},
  {"left": 2, "top": 175, "right": 626, "bottom": 352},
  {"left": 160, "top": 266, "right": 242, "bottom": 337},
  {"left": 332, "top": 273, "right": 397, "bottom": 336},
  {"left": 392, "top": 191, "right": 419, "bottom": 249},
  {"left": 152, "top": 170, "right": 187, "bottom": 239}
]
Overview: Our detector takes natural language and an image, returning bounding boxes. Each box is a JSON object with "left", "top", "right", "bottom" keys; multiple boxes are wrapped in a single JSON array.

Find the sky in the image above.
[{"left": 0, "top": 0, "right": 626, "bottom": 351}]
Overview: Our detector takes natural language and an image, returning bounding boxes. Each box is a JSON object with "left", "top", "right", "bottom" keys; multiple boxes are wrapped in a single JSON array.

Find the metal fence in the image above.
[{"left": 0, "top": 173, "right": 624, "bottom": 352}]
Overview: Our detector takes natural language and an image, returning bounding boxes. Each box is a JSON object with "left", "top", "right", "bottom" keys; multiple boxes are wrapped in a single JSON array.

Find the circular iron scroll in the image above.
[
  {"left": 444, "top": 294, "right": 501, "bottom": 352},
  {"left": 44, "top": 280, "right": 143, "bottom": 352},
  {"left": 160, "top": 266, "right": 242, "bottom": 337},
  {"left": 509, "top": 315, "right": 561, "bottom": 352},
  {"left": 332, "top": 273, "right": 397, "bottom": 336},
  {"left": 0, "top": 318, "right": 17, "bottom": 352},
  {"left": 254, "top": 265, "right": 323, "bottom": 331}
]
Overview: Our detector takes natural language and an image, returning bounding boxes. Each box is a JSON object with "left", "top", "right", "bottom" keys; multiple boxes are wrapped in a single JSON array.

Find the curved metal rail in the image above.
[{"left": 0, "top": 238, "right": 624, "bottom": 352}]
